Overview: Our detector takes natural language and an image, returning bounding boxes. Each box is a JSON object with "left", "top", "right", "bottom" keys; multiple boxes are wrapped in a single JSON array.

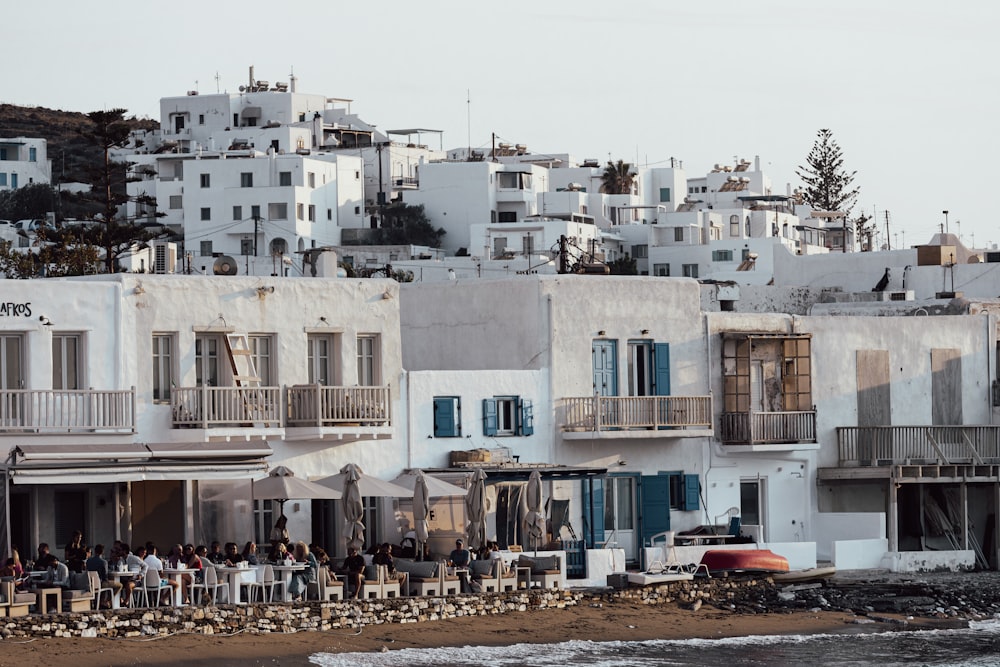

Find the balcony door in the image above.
[
  {"left": 604, "top": 475, "right": 637, "bottom": 563},
  {"left": 592, "top": 340, "right": 617, "bottom": 396},
  {"left": 195, "top": 335, "right": 224, "bottom": 386}
]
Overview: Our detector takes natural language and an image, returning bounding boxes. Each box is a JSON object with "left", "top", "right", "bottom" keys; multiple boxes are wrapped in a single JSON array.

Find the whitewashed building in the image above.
[{"left": 0, "top": 137, "right": 50, "bottom": 191}]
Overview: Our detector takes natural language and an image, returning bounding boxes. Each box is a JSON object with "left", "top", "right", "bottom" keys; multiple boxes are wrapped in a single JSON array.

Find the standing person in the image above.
[
  {"left": 287, "top": 542, "right": 316, "bottom": 601},
  {"left": 65, "top": 530, "right": 87, "bottom": 573},
  {"left": 340, "top": 547, "right": 365, "bottom": 600},
  {"left": 269, "top": 515, "right": 289, "bottom": 559},
  {"left": 86, "top": 544, "right": 122, "bottom": 609}
]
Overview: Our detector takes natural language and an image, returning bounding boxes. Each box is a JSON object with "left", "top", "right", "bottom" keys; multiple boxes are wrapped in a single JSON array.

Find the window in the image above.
[
  {"left": 296, "top": 203, "right": 304, "bottom": 220},
  {"left": 251, "top": 205, "right": 260, "bottom": 219},
  {"left": 674, "top": 227, "right": 684, "bottom": 242},
  {"left": 240, "top": 239, "right": 253, "bottom": 256},
  {"left": 233, "top": 205, "right": 242, "bottom": 221},
  {"left": 742, "top": 248, "right": 751, "bottom": 261},
  {"left": 195, "top": 335, "right": 222, "bottom": 386},
  {"left": 659, "top": 187, "right": 671, "bottom": 203},
  {"left": 200, "top": 240, "right": 213, "bottom": 256},
  {"left": 0, "top": 174, "right": 6, "bottom": 187},
  {"left": 653, "top": 263, "right": 669, "bottom": 277},
  {"left": 279, "top": 171, "right": 292, "bottom": 187},
  {"left": 433, "top": 397, "right": 461, "bottom": 437},
  {"left": 200, "top": 173, "right": 210, "bottom": 188},
  {"left": 356, "top": 334, "right": 379, "bottom": 386},
  {"left": 200, "top": 207, "right": 211, "bottom": 221},
  {"left": 308, "top": 172, "right": 315, "bottom": 188},
  {"left": 682, "top": 263, "right": 698, "bottom": 278},
  {"left": 198, "top": 114, "right": 205, "bottom": 125},
  {"left": 268, "top": 203, "right": 287, "bottom": 220},
  {"left": 52, "top": 334, "right": 81, "bottom": 390},
  {"left": 270, "top": 238, "right": 287, "bottom": 255},
  {"left": 667, "top": 472, "right": 701, "bottom": 511},
  {"left": 249, "top": 335, "right": 273, "bottom": 386},
  {"left": 29, "top": 147, "right": 37, "bottom": 162},
  {"left": 169, "top": 195, "right": 182, "bottom": 209},
  {"left": 522, "top": 235, "right": 534, "bottom": 256},
  {"left": 482, "top": 396, "right": 533, "bottom": 436},
  {"left": 632, "top": 244, "right": 648, "bottom": 259},
  {"left": 730, "top": 214, "right": 739, "bottom": 236},
  {"left": 497, "top": 172, "right": 520, "bottom": 189},
  {"left": 712, "top": 249, "right": 733, "bottom": 262},
  {"left": 497, "top": 211, "right": 517, "bottom": 223},
  {"left": 330, "top": 209, "right": 334, "bottom": 220},
  {"left": 152, "top": 334, "right": 173, "bottom": 402},
  {"left": 0, "top": 335, "right": 22, "bottom": 390},
  {"left": 241, "top": 172, "right": 253, "bottom": 188},
  {"left": 307, "top": 334, "right": 339, "bottom": 386}
]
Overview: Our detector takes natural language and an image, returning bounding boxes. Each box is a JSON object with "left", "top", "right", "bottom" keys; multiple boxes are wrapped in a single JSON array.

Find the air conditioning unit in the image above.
[{"left": 153, "top": 242, "right": 177, "bottom": 274}]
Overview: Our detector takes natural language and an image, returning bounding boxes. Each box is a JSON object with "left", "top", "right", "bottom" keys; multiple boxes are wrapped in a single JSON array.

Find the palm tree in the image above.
[{"left": 600, "top": 159, "right": 635, "bottom": 195}]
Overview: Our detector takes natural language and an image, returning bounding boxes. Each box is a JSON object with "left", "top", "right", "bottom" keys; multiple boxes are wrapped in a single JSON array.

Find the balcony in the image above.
[
  {"left": 836, "top": 426, "right": 1000, "bottom": 467},
  {"left": 285, "top": 384, "right": 392, "bottom": 442},
  {"left": 0, "top": 388, "right": 135, "bottom": 434},
  {"left": 719, "top": 410, "right": 817, "bottom": 446},
  {"left": 393, "top": 177, "right": 418, "bottom": 189},
  {"left": 561, "top": 395, "right": 713, "bottom": 439},
  {"left": 171, "top": 386, "right": 283, "bottom": 434}
]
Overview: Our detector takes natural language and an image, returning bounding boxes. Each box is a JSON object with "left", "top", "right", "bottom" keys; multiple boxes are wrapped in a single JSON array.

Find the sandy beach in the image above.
[{"left": 0, "top": 599, "right": 953, "bottom": 667}]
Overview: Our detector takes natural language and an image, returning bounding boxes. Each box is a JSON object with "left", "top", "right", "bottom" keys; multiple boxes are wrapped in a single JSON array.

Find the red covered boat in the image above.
[{"left": 699, "top": 549, "right": 790, "bottom": 574}]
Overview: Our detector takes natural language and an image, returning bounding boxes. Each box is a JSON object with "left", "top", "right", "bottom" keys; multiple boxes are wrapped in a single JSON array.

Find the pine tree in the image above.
[{"left": 796, "top": 129, "right": 859, "bottom": 216}]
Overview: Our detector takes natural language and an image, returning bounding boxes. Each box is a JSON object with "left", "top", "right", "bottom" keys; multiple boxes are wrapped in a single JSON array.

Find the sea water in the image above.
[{"left": 310, "top": 619, "right": 1000, "bottom": 667}]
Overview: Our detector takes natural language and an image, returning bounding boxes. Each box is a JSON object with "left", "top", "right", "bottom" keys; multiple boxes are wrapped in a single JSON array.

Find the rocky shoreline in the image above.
[{"left": 722, "top": 571, "right": 1000, "bottom": 623}]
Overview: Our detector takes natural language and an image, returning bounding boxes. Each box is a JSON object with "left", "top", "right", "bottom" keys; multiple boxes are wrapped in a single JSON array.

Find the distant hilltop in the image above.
[{"left": 0, "top": 104, "right": 157, "bottom": 185}]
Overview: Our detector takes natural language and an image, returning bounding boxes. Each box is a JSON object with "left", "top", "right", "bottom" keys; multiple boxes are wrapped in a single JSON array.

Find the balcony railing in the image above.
[
  {"left": 287, "top": 385, "right": 391, "bottom": 427},
  {"left": 720, "top": 411, "right": 817, "bottom": 445},
  {"left": 837, "top": 425, "right": 1000, "bottom": 466},
  {"left": 171, "top": 386, "right": 282, "bottom": 428},
  {"left": 562, "top": 395, "right": 713, "bottom": 432},
  {"left": 0, "top": 388, "right": 135, "bottom": 433}
]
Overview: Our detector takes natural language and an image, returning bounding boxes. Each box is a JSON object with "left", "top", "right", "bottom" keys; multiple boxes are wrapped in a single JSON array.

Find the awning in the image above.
[
  {"left": 145, "top": 441, "right": 273, "bottom": 460},
  {"left": 422, "top": 463, "right": 607, "bottom": 483},
  {"left": 241, "top": 106, "right": 262, "bottom": 119},
  {"left": 6, "top": 441, "right": 273, "bottom": 485}
]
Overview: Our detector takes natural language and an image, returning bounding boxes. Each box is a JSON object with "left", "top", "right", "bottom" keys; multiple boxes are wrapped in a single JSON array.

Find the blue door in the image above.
[
  {"left": 583, "top": 477, "right": 605, "bottom": 549},
  {"left": 592, "top": 340, "right": 618, "bottom": 396},
  {"left": 640, "top": 475, "right": 671, "bottom": 568},
  {"left": 654, "top": 343, "right": 671, "bottom": 427}
]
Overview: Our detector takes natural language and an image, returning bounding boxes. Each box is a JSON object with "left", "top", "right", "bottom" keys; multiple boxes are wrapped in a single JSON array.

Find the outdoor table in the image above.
[
  {"left": 216, "top": 566, "right": 257, "bottom": 605},
  {"left": 109, "top": 569, "right": 142, "bottom": 608},
  {"left": 35, "top": 587, "right": 61, "bottom": 614},
  {"left": 270, "top": 562, "right": 307, "bottom": 601},
  {"left": 162, "top": 567, "right": 192, "bottom": 606}
]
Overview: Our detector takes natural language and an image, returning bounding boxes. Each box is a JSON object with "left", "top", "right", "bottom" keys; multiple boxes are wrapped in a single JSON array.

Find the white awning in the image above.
[
  {"left": 14, "top": 443, "right": 149, "bottom": 461},
  {"left": 145, "top": 441, "right": 273, "bottom": 459},
  {"left": 9, "top": 462, "right": 268, "bottom": 485}
]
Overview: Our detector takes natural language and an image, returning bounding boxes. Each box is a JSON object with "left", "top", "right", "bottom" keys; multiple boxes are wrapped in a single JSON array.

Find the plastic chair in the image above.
[
  {"left": 197, "top": 566, "right": 225, "bottom": 605},
  {"left": 264, "top": 564, "right": 286, "bottom": 602},
  {"left": 142, "top": 569, "right": 167, "bottom": 607},
  {"left": 88, "top": 571, "right": 115, "bottom": 610}
]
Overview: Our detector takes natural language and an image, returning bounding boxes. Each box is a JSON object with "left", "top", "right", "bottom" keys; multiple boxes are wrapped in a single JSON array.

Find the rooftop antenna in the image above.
[
  {"left": 214, "top": 72, "right": 221, "bottom": 93},
  {"left": 466, "top": 89, "right": 471, "bottom": 161}
]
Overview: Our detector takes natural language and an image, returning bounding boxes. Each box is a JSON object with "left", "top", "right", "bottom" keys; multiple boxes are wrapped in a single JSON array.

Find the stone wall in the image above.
[{"left": 0, "top": 579, "right": 774, "bottom": 640}]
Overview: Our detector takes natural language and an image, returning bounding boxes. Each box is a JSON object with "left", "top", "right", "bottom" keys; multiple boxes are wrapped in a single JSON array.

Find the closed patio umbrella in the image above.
[
  {"left": 523, "top": 470, "right": 546, "bottom": 551},
  {"left": 412, "top": 472, "right": 430, "bottom": 561},
  {"left": 341, "top": 463, "right": 366, "bottom": 552},
  {"left": 465, "top": 468, "right": 487, "bottom": 551}
]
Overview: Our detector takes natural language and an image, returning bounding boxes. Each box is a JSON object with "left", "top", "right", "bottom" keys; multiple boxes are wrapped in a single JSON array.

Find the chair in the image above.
[
  {"left": 396, "top": 559, "right": 440, "bottom": 596},
  {"left": 440, "top": 563, "right": 461, "bottom": 595},
  {"left": 379, "top": 565, "right": 401, "bottom": 599},
  {"left": 243, "top": 566, "right": 266, "bottom": 603},
  {"left": 142, "top": 569, "right": 166, "bottom": 607},
  {"left": 497, "top": 561, "right": 518, "bottom": 592},
  {"left": 518, "top": 555, "right": 562, "bottom": 590},
  {"left": 88, "top": 571, "right": 116, "bottom": 610},
  {"left": 307, "top": 567, "right": 343, "bottom": 602},
  {"left": 64, "top": 572, "right": 96, "bottom": 612},
  {"left": 0, "top": 581, "right": 31, "bottom": 617},
  {"left": 197, "top": 566, "right": 225, "bottom": 605},
  {"left": 470, "top": 560, "right": 498, "bottom": 593},
  {"left": 264, "top": 564, "right": 286, "bottom": 602}
]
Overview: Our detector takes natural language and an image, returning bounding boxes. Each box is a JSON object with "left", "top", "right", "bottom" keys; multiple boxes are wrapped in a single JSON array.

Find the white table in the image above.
[
  {"left": 162, "top": 567, "right": 193, "bottom": 606},
  {"left": 270, "top": 563, "right": 307, "bottom": 601},
  {"left": 108, "top": 569, "right": 142, "bottom": 608},
  {"left": 215, "top": 566, "right": 258, "bottom": 605}
]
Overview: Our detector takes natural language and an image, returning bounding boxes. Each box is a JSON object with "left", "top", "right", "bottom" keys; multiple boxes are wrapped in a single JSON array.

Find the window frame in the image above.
[
  {"left": 433, "top": 396, "right": 461, "bottom": 437},
  {"left": 307, "top": 333, "right": 340, "bottom": 386},
  {"left": 356, "top": 334, "right": 380, "bottom": 386},
  {"left": 240, "top": 172, "right": 254, "bottom": 188},
  {"left": 152, "top": 334, "right": 174, "bottom": 403},
  {"left": 52, "top": 333, "right": 82, "bottom": 390}
]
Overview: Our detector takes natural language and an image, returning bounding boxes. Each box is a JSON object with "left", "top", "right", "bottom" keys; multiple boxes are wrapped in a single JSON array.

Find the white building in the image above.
[{"left": 0, "top": 137, "right": 51, "bottom": 191}]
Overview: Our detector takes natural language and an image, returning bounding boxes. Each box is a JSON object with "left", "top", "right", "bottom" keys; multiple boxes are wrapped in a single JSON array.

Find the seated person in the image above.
[
  {"left": 86, "top": 544, "right": 122, "bottom": 608},
  {"left": 242, "top": 541, "right": 260, "bottom": 566},
  {"left": 340, "top": 547, "right": 365, "bottom": 600},
  {"left": 372, "top": 543, "right": 405, "bottom": 584},
  {"left": 448, "top": 539, "right": 471, "bottom": 567},
  {"left": 207, "top": 541, "right": 226, "bottom": 565},
  {"left": 38, "top": 554, "right": 71, "bottom": 589},
  {"left": 223, "top": 542, "right": 245, "bottom": 567}
]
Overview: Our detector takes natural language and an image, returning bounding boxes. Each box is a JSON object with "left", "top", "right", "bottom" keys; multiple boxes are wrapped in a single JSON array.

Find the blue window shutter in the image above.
[
  {"left": 482, "top": 398, "right": 498, "bottom": 436},
  {"left": 519, "top": 399, "right": 534, "bottom": 436},
  {"left": 682, "top": 474, "right": 700, "bottom": 511},
  {"left": 583, "top": 478, "right": 605, "bottom": 548},
  {"left": 434, "top": 397, "right": 457, "bottom": 437},
  {"left": 653, "top": 343, "right": 670, "bottom": 396}
]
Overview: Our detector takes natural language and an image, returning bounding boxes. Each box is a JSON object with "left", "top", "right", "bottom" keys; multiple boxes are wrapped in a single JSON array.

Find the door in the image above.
[
  {"left": 740, "top": 478, "right": 766, "bottom": 541},
  {"left": 640, "top": 475, "right": 671, "bottom": 568},
  {"left": 583, "top": 478, "right": 605, "bottom": 549},
  {"left": 0, "top": 335, "right": 23, "bottom": 425},
  {"left": 604, "top": 475, "right": 637, "bottom": 563},
  {"left": 593, "top": 340, "right": 618, "bottom": 428}
]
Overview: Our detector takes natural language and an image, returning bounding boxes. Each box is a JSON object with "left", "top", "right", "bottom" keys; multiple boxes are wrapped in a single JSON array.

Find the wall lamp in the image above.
[
  {"left": 597, "top": 330, "right": 606, "bottom": 336},
  {"left": 256, "top": 285, "right": 275, "bottom": 299},
  {"left": 640, "top": 329, "right": 650, "bottom": 335},
  {"left": 38, "top": 316, "right": 53, "bottom": 326}
]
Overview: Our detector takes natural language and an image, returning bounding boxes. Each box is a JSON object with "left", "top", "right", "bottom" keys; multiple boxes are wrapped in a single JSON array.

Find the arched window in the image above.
[
  {"left": 745, "top": 216, "right": 751, "bottom": 237},
  {"left": 729, "top": 214, "right": 739, "bottom": 237},
  {"left": 270, "top": 238, "right": 287, "bottom": 256}
]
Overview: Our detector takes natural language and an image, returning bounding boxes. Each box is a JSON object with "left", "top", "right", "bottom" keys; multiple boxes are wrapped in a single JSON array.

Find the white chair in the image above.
[
  {"left": 379, "top": 565, "right": 401, "bottom": 599},
  {"left": 198, "top": 566, "right": 226, "bottom": 605},
  {"left": 243, "top": 566, "right": 266, "bottom": 603},
  {"left": 307, "top": 567, "right": 343, "bottom": 602},
  {"left": 142, "top": 569, "right": 167, "bottom": 607},
  {"left": 88, "top": 571, "right": 116, "bottom": 610},
  {"left": 263, "top": 564, "right": 286, "bottom": 602}
]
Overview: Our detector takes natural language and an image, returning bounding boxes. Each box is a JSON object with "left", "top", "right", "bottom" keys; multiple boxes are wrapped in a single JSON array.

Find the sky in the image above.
[{"left": 6, "top": 1, "right": 998, "bottom": 249}]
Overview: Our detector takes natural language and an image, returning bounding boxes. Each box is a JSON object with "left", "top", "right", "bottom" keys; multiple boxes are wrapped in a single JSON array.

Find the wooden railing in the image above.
[
  {"left": 0, "top": 388, "right": 135, "bottom": 433},
  {"left": 837, "top": 425, "right": 1000, "bottom": 466},
  {"left": 286, "top": 385, "right": 391, "bottom": 427},
  {"left": 720, "top": 410, "right": 817, "bottom": 444},
  {"left": 561, "top": 395, "right": 712, "bottom": 431},
  {"left": 171, "top": 386, "right": 282, "bottom": 428}
]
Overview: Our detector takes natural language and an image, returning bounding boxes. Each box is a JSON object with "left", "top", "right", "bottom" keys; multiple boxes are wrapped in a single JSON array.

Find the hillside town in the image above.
[{"left": 0, "top": 67, "right": 998, "bottom": 613}]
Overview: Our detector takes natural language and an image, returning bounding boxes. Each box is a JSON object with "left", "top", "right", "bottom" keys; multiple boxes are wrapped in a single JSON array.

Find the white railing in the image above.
[
  {"left": 562, "top": 395, "right": 713, "bottom": 431},
  {"left": 171, "top": 386, "right": 282, "bottom": 428},
  {"left": 0, "top": 388, "right": 135, "bottom": 433},
  {"left": 837, "top": 425, "right": 1000, "bottom": 466},
  {"left": 286, "top": 385, "right": 391, "bottom": 427}
]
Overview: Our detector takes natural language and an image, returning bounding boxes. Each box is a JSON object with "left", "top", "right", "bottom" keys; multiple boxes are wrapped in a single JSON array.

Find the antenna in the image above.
[
  {"left": 215, "top": 71, "right": 221, "bottom": 93},
  {"left": 466, "top": 89, "right": 471, "bottom": 162}
]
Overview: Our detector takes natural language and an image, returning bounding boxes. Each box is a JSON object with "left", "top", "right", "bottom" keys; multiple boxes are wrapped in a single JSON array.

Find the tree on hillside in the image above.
[
  {"left": 796, "top": 129, "right": 859, "bottom": 217},
  {"left": 0, "top": 183, "right": 59, "bottom": 221},
  {"left": 372, "top": 203, "right": 445, "bottom": 248},
  {"left": 600, "top": 159, "right": 635, "bottom": 195},
  {"left": 61, "top": 108, "right": 160, "bottom": 273}
]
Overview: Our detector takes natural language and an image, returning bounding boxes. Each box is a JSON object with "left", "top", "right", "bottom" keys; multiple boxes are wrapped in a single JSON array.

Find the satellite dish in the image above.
[{"left": 213, "top": 255, "right": 238, "bottom": 275}]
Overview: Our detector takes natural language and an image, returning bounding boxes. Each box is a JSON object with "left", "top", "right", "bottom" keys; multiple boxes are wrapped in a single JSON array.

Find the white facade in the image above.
[{"left": 0, "top": 137, "right": 51, "bottom": 191}]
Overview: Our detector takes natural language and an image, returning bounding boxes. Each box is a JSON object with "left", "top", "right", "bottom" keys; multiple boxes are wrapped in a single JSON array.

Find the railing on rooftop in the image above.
[{"left": 837, "top": 425, "right": 1000, "bottom": 466}]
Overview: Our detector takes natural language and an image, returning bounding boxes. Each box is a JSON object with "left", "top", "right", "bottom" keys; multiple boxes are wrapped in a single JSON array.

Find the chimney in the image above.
[{"left": 754, "top": 155, "right": 760, "bottom": 171}]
